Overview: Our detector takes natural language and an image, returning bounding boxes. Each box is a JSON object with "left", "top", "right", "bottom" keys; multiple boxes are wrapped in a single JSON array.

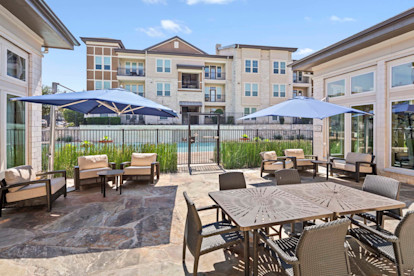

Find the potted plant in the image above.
[
  {"left": 80, "top": 140, "right": 92, "bottom": 148},
  {"left": 99, "top": 136, "right": 113, "bottom": 143},
  {"left": 240, "top": 134, "right": 250, "bottom": 141}
]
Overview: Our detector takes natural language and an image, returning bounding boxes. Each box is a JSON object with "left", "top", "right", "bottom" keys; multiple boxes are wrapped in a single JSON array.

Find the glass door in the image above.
[
  {"left": 138, "top": 62, "right": 144, "bottom": 75},
  {"left": 329, "top": 114, "right": 345, "bottom": 158},
  {"left": 351, "top": 104, "right": 374, "bottom": 153},
  {"left": 6, "top": 94, "right": 26, "bottom": 168},
  {"left": 210, "top": 87, "right": 216, "bottom": 102},
  {"left": 217, "top": 66, "right": 222, "bottom": 79},
  {"left": 210, "top": 66, "right": 216, "bottom": 79}
]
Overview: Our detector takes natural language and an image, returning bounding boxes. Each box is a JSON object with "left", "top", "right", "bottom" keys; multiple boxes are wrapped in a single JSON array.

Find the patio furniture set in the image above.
[
  {"left": 183, "top": 171, "right": 412, "bottom": 275},
  {"left": 0, "top": 153, "right": 159, "bottom": 216}
]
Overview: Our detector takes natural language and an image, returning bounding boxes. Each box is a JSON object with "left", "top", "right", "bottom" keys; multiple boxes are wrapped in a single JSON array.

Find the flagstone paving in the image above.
[{"left": 0, "top": 168, "right": 413, "bottom": 275}]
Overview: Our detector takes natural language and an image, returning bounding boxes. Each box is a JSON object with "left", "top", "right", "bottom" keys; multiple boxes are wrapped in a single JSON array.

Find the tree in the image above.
[
  {"left": 42, "top": 85, "right": 52, "bottom": 116},
  {"left": 62, "top": 109, "right": 84, "bottom": 126}
]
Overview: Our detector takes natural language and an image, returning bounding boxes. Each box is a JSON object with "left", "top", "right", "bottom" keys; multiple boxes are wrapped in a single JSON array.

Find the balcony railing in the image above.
[
  {"left": 204, "top": 73, "right": 226, "bottom": 80},
  {"left": 180, "top": 81, "right": 200, "bottom": 89},
  {"left": 293, "top": 76, "right": 310, "bottom": 84},
  {"left": 205, "top": 94, "right": 225, "bottom": 102},
  {"left": 117, "top": 67, "right": 145, "bottom": 77}
]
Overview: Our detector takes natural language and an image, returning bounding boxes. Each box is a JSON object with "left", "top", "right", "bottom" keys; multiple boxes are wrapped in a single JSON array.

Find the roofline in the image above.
[
  {"left": 115, "top": 48, "right": 233, "bottom": 59},
  {"left": 29, "top": 0, "right": 80, "bottom": 48},
  {"left": 291, "top": 7, "right": 414, "bottom": 71},
  {"left": 219, "top": 43, "right": 297, "bottom": 52},
  {"left": 80, "top": 37, "right": 125, "bottom": 49},
  {"left": 143, "top": 35, "right": 208, "bottom": 54}
]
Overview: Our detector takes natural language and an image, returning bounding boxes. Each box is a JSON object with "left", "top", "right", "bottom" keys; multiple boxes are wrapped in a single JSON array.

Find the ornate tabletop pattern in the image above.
[
  {"left": 209, "top": 187, "right": 332, "bottom": 230},
  {"left": 278, "top": 182, "right": 406, "bottom": 216}
]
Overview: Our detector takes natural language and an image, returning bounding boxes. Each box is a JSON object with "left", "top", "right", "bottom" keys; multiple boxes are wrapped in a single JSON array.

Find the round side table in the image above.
[{"left": 311, "top": 160, "right": 331, "bottom": 181}]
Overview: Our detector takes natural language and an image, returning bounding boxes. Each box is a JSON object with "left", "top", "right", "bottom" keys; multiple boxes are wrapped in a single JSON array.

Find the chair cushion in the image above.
[
  {"left": 5, "top": 165, "right": 36, "bottom": 192},
  {"left": 345, "top": 152, "right": 372, "bottom": 166},
  {"left": 332, "top": 160, "right": 372, "bottom": 173},
  {"left": 131, "top": 153, "right": 157, "bottom": 166},
  {"left": 296, "top": 159, "right": 313, "bottom": 167},
  {"left": 264, "top": 161, "right": 293, "bottom": 171},
  {"left": 78, "top": 155, "right": 108, "bottom": 170},
  {"left": 6, "top": 177, "right": 66, "bottom": 203},
  {"left": 260, "top": 151, "right": 277, "bottom": 161},
  {"left": 284, "top": 149, "right": 305, "bottom": 159},
  {"left": 79, "top": 167, "right": 111, "bottom": 179},
  {"left": 124, "top": 166, "right": 152, "bottom": 176}
]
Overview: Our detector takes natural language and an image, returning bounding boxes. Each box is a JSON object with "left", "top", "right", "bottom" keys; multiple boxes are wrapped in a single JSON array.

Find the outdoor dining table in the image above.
[{"left": 208, "top": 186, "right": 334, "bottom": 276}]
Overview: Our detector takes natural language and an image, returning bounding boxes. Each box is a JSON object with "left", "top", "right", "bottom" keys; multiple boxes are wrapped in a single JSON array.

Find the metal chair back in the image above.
[
  {"left": 183, "top": 192, "right": 203, "bottom": 256},
  {"left": 274, "top": 169, "right": 301, "bottom": 185},
  {"left": 363, "top": 175, "right": 401, "bottom": 215},
  {"left": 219, "top": 172, "right": 246, "bottom": 190},
  {"left": 395, "top": 211, "right": 414, "bottom": 269}
]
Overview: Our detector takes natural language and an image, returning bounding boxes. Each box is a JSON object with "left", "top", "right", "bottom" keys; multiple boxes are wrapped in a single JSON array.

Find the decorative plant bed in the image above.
[
  {"left": 240, "top": 138, "right": 250, "bottom": 141},
  {"left": 99, "top": 140, "right": 113, "bottom": 144}
]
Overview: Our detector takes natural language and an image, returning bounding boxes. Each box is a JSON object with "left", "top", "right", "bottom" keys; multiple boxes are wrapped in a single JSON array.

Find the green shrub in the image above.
[
  {"left": 57, "top": 136, "right": 73, "bottom": 142},
  {"left": 85, "top": 117, "right": 121, "bottom": 125}
]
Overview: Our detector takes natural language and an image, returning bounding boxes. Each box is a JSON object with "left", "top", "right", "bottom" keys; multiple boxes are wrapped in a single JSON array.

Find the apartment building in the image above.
[
  {"left": 0, "top": 0, "right": 78, "bottom": 176},
  {"left": 81, "top": 36, "right": 298, "bottom": 124},
  {"left": 292, "top": 7, "right": 414, "bottom": 184}
]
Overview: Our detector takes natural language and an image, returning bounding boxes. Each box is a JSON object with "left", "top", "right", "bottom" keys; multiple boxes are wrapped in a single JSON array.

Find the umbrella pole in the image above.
[{"left": 48, "top": 82, "right": 58, "bottom": 171}]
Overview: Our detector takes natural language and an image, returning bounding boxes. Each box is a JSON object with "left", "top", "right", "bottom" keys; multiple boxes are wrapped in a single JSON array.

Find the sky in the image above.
[{"left": 43, "top": 0, "right": 414, "bottom": 92}]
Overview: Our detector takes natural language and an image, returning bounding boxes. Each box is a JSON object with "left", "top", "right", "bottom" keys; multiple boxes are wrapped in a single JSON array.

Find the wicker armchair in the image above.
[
  {"left": 182, "top": 192, "right": 243, "bottom": 275},
  {"left": 349, "top": 211, "right": 414, "bottom": 276},
  {"left": 260, "top": 151, "right": 295, "bottom": 177},
  {"left": 259, "top": 218, "right": 351, "bottom": 276},
  {"left": 274, "top": 169, "right": 301, "bottom": 185},
  {"left": 355, "top": 175, "right": 402, "bottom": 226},
  {"left": 0, "top": 165, "right": 67, "bottom": 216}
]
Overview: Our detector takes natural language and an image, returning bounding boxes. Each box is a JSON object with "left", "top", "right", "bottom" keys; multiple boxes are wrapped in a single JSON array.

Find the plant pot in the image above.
[
  {"left": 99, "top": 140, "right": 113, "bottom": 143},
  {"left": 240, "top": 138, "right": 250, "bottom": 141}
]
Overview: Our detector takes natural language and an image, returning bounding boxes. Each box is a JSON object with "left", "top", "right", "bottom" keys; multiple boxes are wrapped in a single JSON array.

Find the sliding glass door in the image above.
[
  {"left": 6, "top": 94, "right": 26, "bottom": 168},
  {"left": 351, "top": 104, "right": 374, "bottom": 154}
]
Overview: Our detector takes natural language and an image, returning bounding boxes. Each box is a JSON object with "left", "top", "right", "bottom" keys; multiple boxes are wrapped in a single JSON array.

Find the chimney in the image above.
[{"left": 215, "top": 44, "right": 222, "bottom": 54}]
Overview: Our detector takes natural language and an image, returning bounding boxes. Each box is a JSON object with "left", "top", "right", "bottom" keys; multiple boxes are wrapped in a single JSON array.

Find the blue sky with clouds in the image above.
[{"left": 43, "top": 0, "right": 413, "bottom": 91}]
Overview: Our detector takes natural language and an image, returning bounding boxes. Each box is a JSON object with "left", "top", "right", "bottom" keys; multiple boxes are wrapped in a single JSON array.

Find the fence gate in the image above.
[{"left": 187, "top": 112, "right": 221, "bottom": 174}]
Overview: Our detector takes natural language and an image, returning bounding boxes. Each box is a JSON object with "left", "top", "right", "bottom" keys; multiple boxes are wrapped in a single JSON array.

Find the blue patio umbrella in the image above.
[
  {"left": 12, "top": 88, "right": 178, "bottom": 117},
  {"left": 239, "top": 96, "right": 371, "bottom": 120}
]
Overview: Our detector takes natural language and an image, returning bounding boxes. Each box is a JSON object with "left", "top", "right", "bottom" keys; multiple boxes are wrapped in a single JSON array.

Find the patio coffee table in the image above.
[
  {"left": 98, "top": 170, "right": 124, "bottom": 197},
  {"left": 311, "top": 160, "right": 331, "bottom": 180},
  {"left": 209, "top": 187, "right": 333, "bottom": 276},
  {"left": 278, "top": 182, "right": 406, "bottom": 220}
]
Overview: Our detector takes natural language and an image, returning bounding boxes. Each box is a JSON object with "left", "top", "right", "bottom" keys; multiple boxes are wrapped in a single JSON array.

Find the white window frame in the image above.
[
  {"left": 156, "top": 82, "right": 171, "bottom": 96},
  {"left": 103, "top": 57, "right": 111, "bottom": 71},
  {"left": 273, "top": 60, "right": 286, "bottom": 74},
  {"left": 95, "top": 81, "right": 103, "bottom": 90},
  {"left": 5, "top": 44, "right": 28, "bottom": 83},
  {"left": 156, "top": 58, "right": 172, "bottom": 73},
  {"left": 273, "top": 84, "right": 286, "bottom": 97},
  {"left": 350, "top": 71, "right": 375, "bottom": 94},
  {"left": 103, "top": 81, "right": 111, "bottom": 90},
  {"left": 244, "top": 83, "right": 259, "bottom": 97},
  {"left": 245, "top": 59, "right": 259, "bottom": 73},
  {"left": 326, "top": 78, "right": 346, "bottom": 98}
]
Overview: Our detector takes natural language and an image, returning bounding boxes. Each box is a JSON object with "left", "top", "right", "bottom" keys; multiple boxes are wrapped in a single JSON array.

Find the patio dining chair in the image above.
[
  {"left": 274, "top": 169, "right": 301, "bottom": 185},
  {"left": 349, "top": 211, "right": 414, "bottom": 276},
  {"left": 355, "top": 175, "right": 401, "bottom": 226},
  {"left": 219, "top": 172, "right": 246, "bottom": 221},
  {"left": 259, "top": 218, "right": 351, "bottom": 276},
  {"left": 182, "top": 192, "right": 243, "bottom": 275}
]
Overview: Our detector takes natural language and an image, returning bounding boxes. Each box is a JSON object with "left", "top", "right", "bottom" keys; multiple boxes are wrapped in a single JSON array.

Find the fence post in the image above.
[
  {"left": 122, "top": 129, "right": 125, "bottom": 153},
  {"left": 157, "top": 129, "right": 159, "bottom": 145},
  {"left": 256, "top": 129, "right": 259, "bottom": 141}
]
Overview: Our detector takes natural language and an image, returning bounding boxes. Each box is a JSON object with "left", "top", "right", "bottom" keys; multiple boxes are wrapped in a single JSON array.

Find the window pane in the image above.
[
  {"left": 7, "top": 94, "right": 25, "bottom": 168},
  {"left": 157, "top": 83, "right": 163, "bottom": 96},
  {"left": 164, "top": 83, "right": 171, "bottom": 96},
  {"left": 244, "top": 83, "right": 251, "bottom": 96},
  {"left": 125, "top": 84, "right": 131, "bottom": 91},
  {"left": 132, "top": 63, "right": 137, "bottom": 73},
  {"left": 204, "top": 66, "right": 209, "bottom": 78},
  {"left": 138, "top": 63, "right": 144, "bottom": 75},
  {"left": 104, "top": 57, "right": 111, "bottom": 70},
  {"left": 327, "top": 79, "right": 345, "bottom": 97},
  {"left": 392, "top": 62, "right": 414, "bottom": 87},
  {"left": 392, "top": 100, "right": 414, "bottom": 169},
  {"left": 329, "top": 114, "right": 345, "bottom": 157},
  {"left": 273, "top": 84, "right": 279, "bottom": 97},
  {"left": 244, "top": 108, "right": 250, "bottom": 115},
  {"left": 352, "top": 104, "right": 374, "bottom": 154},
  {"left": 104, "top": 81, "right": 110, "bottom": 89},
  {"left": 217, "top": 86, "right": 222, "bottom": 99},
  {"left": 217, "top": 66, "right": 222, "bottom": 78},
  {"left": 7, "top": 50, "right": 26, "bottom": 81},
  {"left": 95, "top": 56, "right": 102, "bottom": 70},
  {"left": 252, "top": 83, "right": 258, "bottom": 96},
  {"left": 280, "top": 62, "right": 286, "bottom": 74},
  {"left": 138, "top": 85, "right": 144, "bottom": 96},
  {"left": 131, "top": 85, "right": 137, "bottom": 94},
  {"left": 252, "top": 60, "right": 258, "bottom": 73},
  {"left": 126, "top": 62, "right": 131, "bottom": 74},
  {"left": 280, "top": 85, "right": 286, "bottom": 97},
  {"left": 156, "top": 59, "right": 163, "bottom": 72},
  {"left": 351, "top": 72, "right": 374, "bottom": 93},
  {"left": 164, "top": 60, "right": 171, "bottom": 73},
  {"left": 95, "top": 81, "right": 102, "bottom": 90},
  {"left": 245, "top": 60, "right": 251, "bottom": 73},
  {"left": 273, "top": 61, "right": 279, "bottom": 74}
]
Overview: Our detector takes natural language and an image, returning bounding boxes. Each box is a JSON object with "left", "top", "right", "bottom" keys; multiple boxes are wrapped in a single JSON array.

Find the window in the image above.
[
  {"left": 126, "top": 62, "right": 131, "bottom": 74},
  {"left": 272, "top": 116, "right": 278, "bottom": 121},
  {"left": 205, "top": 87, "right": 223, "bottom": 102},
  {"left": 104, "top": 57, "right": 111, "bottom": 70},
  {"left": 352, "top": 104, "right": 373, "bottom": 154},
  {"left": 157, "top": 83, "right": 170, "bottom": 96},
  {"left": 217, "top": 66, "right": 222, "bottom": 78},
  {"left": 244, "top": 107, "right": 257, "bottom": 120},
  {"left": 329, "top": 114, "right": 345, "bottom": 157},
  {"left": 159, "top": 116, "right": 168, "bottom": 120},
  {"left": 273, "top": 61, "right": 286, "bottom": 74},
  {"left": 351, "top": 72, "right": 374, "bottom": 94},
  {"left": 391, "top": 100, "right": 414, "bottom": 169},
  {"left": 327, "top": 79, "right": 345, "bottom": 97},
  {"left": 7, "top": 94, "right": 25, "bottom": 168},
  {"left": 104, "top": 81, "right": 110, "bottom": 89},
  {"left": 95, "top": 56, "right": 102, "bottom": 70},
  {"left": 273, "top": 84, "right": 286, "bottom": 97},
  {"left": 95, "top": 81, "right": 102, "bottom": 90},
  {"left": 252, "top": 60, "right": 258, "bottom": 73},
  {"left": 182, "top": 73, "right": 199, "bottom": 89},
  {"left": 138, "top": 63, "right": 144, "bottom": 75},
  {"left": 204, "top": 66, "right": 223, "bottom": 79},
  {"left": 7, "top": 50, "right": 26, "bottom": 81},
  {"left": 138, "top": 84, "right": 144, "bottom": 96},
  {"left": 156, "top": 59, "right": 170, "bottom": 73},
  {"left": 245, "top": 83, "right": 258, "bottom": 97},
  {"left": 217, "top": 86, "right": 222, "bottom": 100},
  {"left": 392, "top": 62, "right": 414, "bottom": 87},
  {"left": 245, "top": 60, "right": 251, "bottom": 73},
  {"left": 245, "top": 60, "right": 258, "bottom": 73},
  {"left": 204, "top": 67, "right": 209, "bottom": 78}
]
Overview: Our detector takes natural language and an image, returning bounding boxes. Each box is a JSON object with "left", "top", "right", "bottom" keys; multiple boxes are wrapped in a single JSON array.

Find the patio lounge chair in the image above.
[
  {"left": 74, "top": 154, "right": 116, "bottom": 190},
  {"left": 355, "top": 175, "right": 402, "bottom": 226},
  {"left": 182, "top": 192, "right": 243, "bottom": 275},
  {"left": 330, "top": 152, "right": 377, "bottom": 182},
  {"left": 349, "top": 211, "right": 414, "bottom": 276},
  {"left": 259, "top": 218, "right": 351, "bottom": 276},
  {"left": 260, "top": 151, "right": 295, "bottom": 177},
  {"left": 0, "top": 165, "right": 66, "bottom": 216},
  {"left": 284, "top": 149, "right": 318, "bottom": 171},
  {"left": 121, "top": 153, "right": 159, "bottom": 184}
]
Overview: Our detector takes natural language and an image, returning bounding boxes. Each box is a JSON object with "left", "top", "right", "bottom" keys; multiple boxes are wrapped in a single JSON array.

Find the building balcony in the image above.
[
  {"left": 205, "top": 94, "right": 225, "bottom": 103},
  {"left": 204, "top": 72, "right": 226, "bottom": 80},
  {"left": 179, "top": 80, "right": 201, "bottom": 90},
  {"left": 117, "top": 67, "right": 145, "bottom": 77},
  {"left": 293, "top": 76, "right": 310, "bottom": 84}
]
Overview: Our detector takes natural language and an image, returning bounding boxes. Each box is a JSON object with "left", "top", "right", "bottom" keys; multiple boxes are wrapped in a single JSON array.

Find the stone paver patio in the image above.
[{"left": 1, "top": 167, "right": 414, "bottom": 275}]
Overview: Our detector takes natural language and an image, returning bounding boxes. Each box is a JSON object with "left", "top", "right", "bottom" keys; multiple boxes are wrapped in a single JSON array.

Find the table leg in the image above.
[
  {"left": 253, "top": 230, "right": 258, "bottom": 276},
  {"left": 244, "top": 231, "right": 250, "bottom": 276},
  {"left": 100, "top": 176, "right": 103, "bottom": 194},
  {"left": 119, "top": 175, "right": 122, "bottom": 195},
  {"left": 326, "top": 164, "right": 329, "bottom": 180},
  {"left": 313, "top": 163, "right": 316, "bottom": 179},
  {"left": 103, "top": 176, "right": 106, "bottom": 198}
]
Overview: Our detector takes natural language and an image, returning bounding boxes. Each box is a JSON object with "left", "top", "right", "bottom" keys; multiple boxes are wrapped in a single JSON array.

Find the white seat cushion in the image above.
[
  {"left": 296, "top": 159, "right": 313, "bottom": 166},
  {"left": 260, "top": 151, "right": 277, "bottom": 161},
  {"left": 131, "top": 153, "right": 157, "bottom": 166},
  {"left": 284, "top": 149, "right": 305, "bottom": 159},
  {"left": 78, "top": 155, "right": 108, "bottom": 170},
  {"left": 124, "top": 166, "right": 152, "bottom": 175},
  {"left": 345, "top": 152, "right": 372, "bottom": 167},
  {"left": 6, "top": 177, "right": 65, "bottom": 203},
  {"left": 264, "top": 160, "right": 293, "bottom": 171},
  {"left": 5, "top": 165, "right": 36, "bottom": 192},
  {"left": 332, "top": 160, "right": 372, "bottom": 173},
  {"left": 79, "top": 167, "right": 111, "bottom": 179}
]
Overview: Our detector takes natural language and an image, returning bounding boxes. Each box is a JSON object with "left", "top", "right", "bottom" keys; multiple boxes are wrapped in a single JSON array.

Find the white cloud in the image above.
[
  {"left": 139, "top": 20, "right": 192, "bottom": 37},
  {"left": 186, "top": 0, "right": 234, "bottom": 5},
  {"left": 330, "top": 15, "right": 356, "bottom": 22},
  {"left": 142, "top": 0, "right": 167, "bottom": 4},
  {"left": 293, "top": 48, "right": 315, "bottom": 58}
]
